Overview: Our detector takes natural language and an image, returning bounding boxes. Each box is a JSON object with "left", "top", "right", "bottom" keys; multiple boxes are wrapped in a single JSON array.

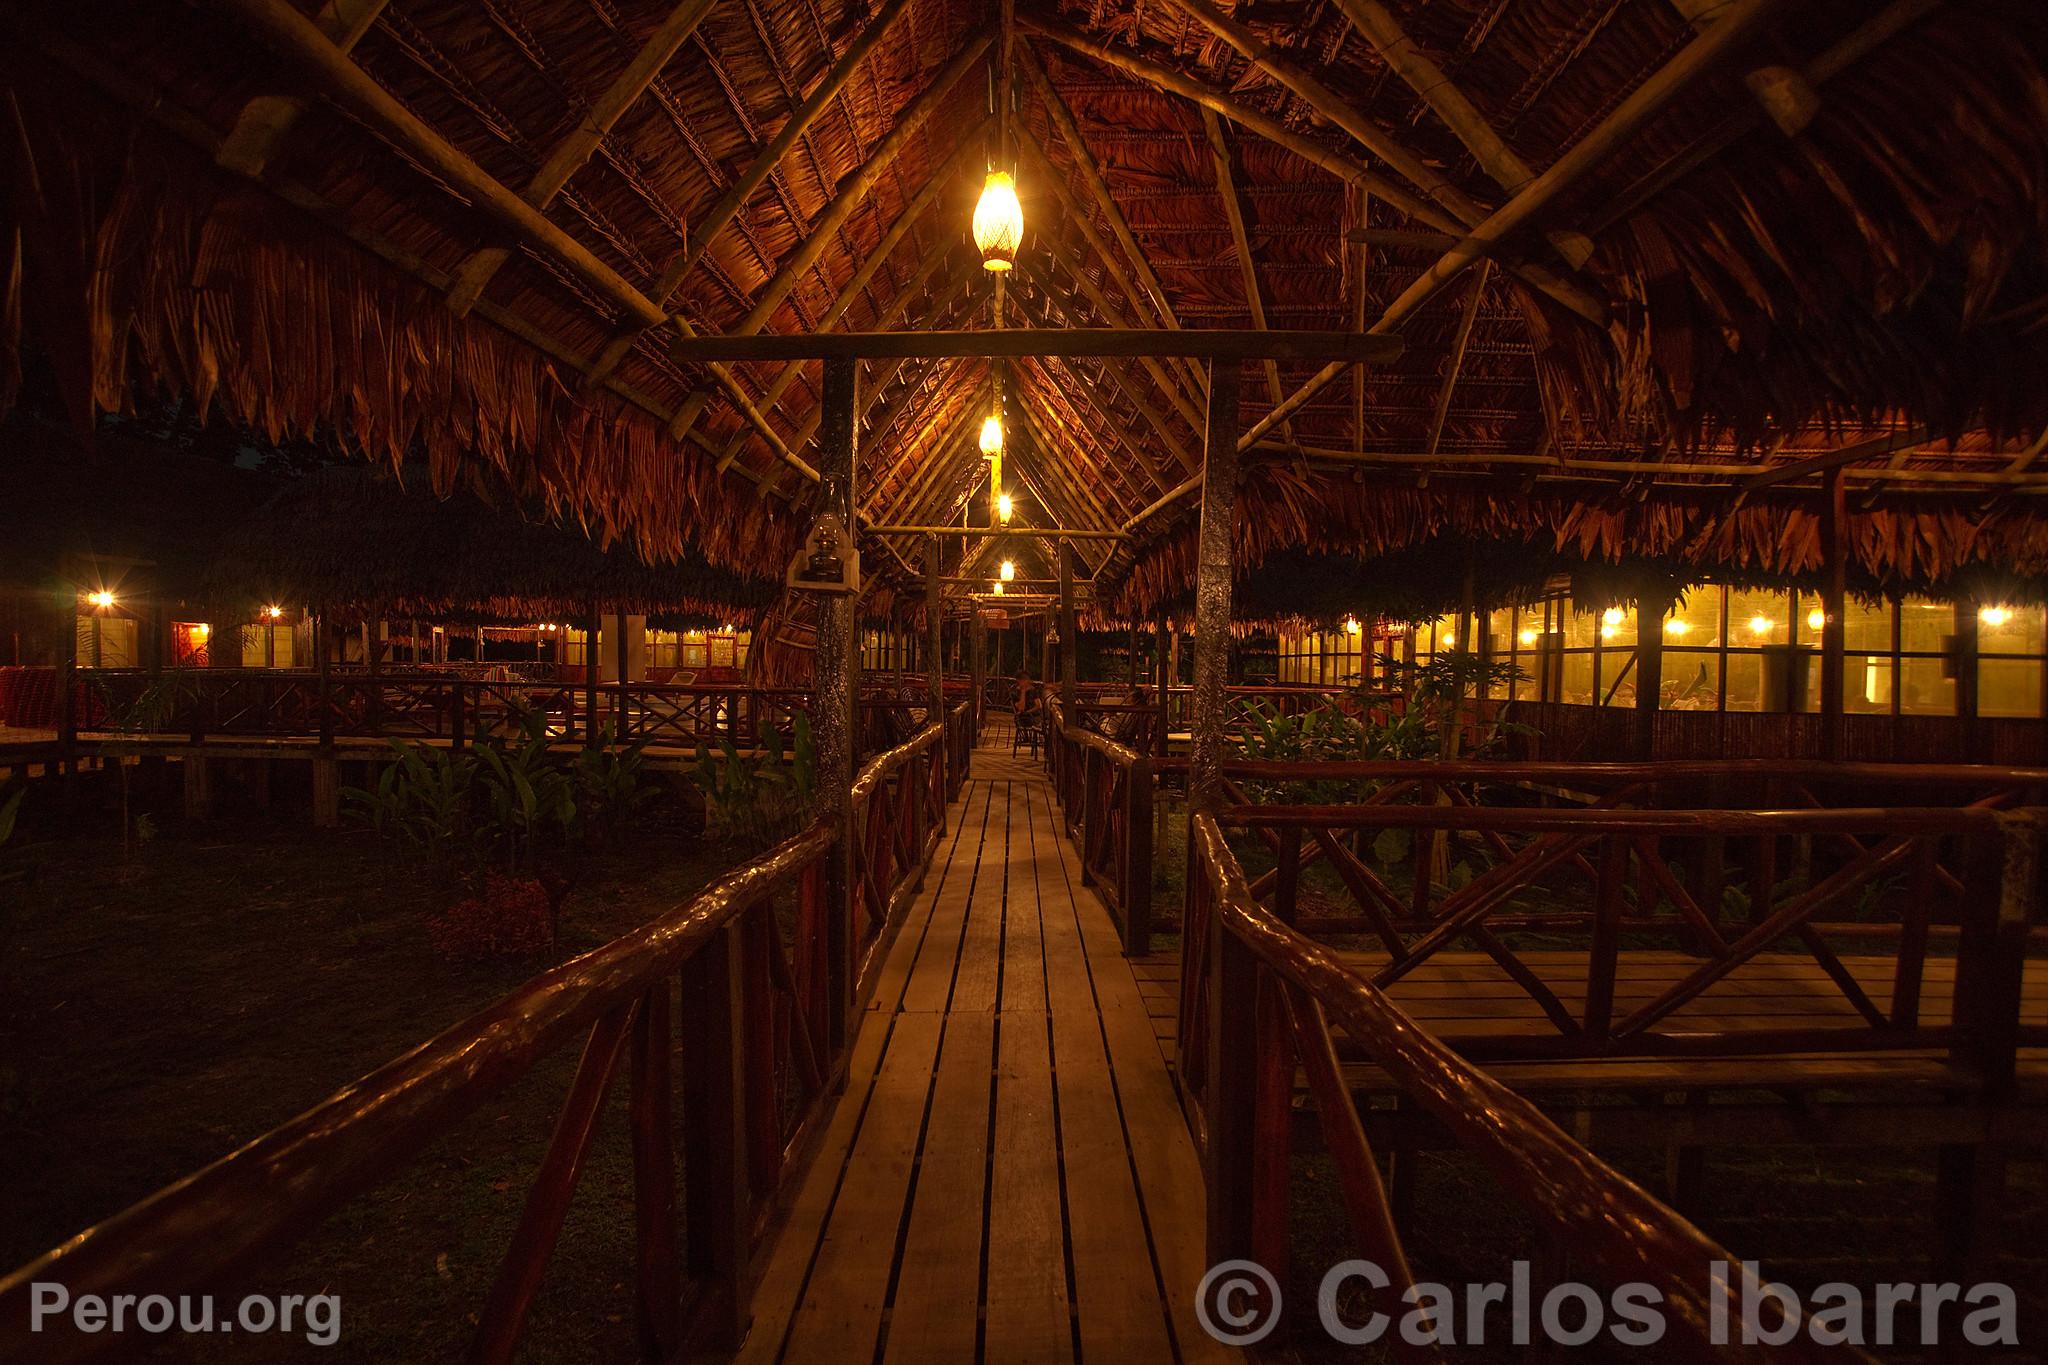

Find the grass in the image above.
[{"left": 0, "top": 777, "right": 736, "bottom": 1362}]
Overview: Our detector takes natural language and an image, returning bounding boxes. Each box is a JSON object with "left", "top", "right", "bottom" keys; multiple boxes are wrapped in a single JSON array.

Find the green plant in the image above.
[
  {"left": 474, "top": 711, "right": 576, "bottom": 875},
  {"left": 90, "top": 674, "right": 182, "bottom": 860},
  {"left": 345, "top": 740, "right": 484, "bottom": 875},
  {"left": 571, "top": 723, "right": 656, "bottom": 845},
  {"left": 1366, "top": 648, "right": 1533, "bottom": 759},
  {"left": 688, "top": 713, "right": 816, "bottom": 847}
]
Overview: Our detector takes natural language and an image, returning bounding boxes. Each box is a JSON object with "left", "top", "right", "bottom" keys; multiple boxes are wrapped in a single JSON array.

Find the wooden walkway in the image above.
[{"left": 737, "top": 740, "right": 1232, "bottom": 1365}]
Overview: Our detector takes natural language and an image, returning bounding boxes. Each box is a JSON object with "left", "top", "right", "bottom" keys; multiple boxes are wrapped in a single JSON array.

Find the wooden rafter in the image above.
[
  {"left": 1173, "top": 0, "right": 1489, "bottom": 227},
  {"left": 666, "top": 30, "right": 992, "bottom": 445},
  {"left": 1373, "top": 0, "right": 1796, "bottom": 333},
  {"left": 1326, "top": 0, "right": 1593, "bottom": 268},
  {"left": 215, "top": 0, "right": 390, "bottom": 175},
  {"left": 1019, "top": 16, "right": 1606, "bottom": 328},
  {"left": 1424, "top": 261, "right": 1493, "bottom": 456},
  {"left": 1201, "top": 108, "right": 1296, "bottom": 447},
  {"left": 445, "top": 0, "right": 718, "bottom": 316}
]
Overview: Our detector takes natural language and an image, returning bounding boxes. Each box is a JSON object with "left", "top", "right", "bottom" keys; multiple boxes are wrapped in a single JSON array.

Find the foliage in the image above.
[
  {"left": 1360, "top": 648, "right": 1534, "bottom": 759},
  {"left": 426, "top": 875, "right": 556, "bottom": 962},
  {"left": 344, "top": 707, "right": 658, "bottom": 887},
  {"left": 688, "top": 712, "right": 816, "bottom": 847}
]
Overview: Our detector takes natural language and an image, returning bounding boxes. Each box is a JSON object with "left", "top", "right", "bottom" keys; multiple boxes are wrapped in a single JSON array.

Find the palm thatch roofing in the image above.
[
  {"left": 2, "top": 0, "right": 2045, "bottom": 629},
  {"left": 216, "top": 467, "right": 782, "bottom": 624}
]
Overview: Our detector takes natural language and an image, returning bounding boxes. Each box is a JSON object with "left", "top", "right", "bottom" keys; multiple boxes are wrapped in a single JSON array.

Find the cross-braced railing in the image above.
[{"left": 0, "top": 717, "right": 966, "bottom": 1365}]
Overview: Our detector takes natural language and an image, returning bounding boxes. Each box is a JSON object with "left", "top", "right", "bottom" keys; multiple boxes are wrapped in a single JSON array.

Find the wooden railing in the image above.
[
  {"left": 0, "top": 720, "right": 961, "bottom": 1364},
  {"left": 1044, "top": 700, "right": 1153, "bottom": 955},
  {"left": 1184, "top": 810, "right": 1898, "bottom": 1363},
  {"left": 1197, "top": 800, "right": 2043, "bottom": 1065}
]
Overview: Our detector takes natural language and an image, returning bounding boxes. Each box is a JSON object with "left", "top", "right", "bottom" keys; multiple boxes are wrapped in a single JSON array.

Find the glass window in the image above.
[
  {"left": 1663, "top": 649, "right": 1720, "bottom": 709},
  {"left": 1898, "top": 598, "right": 1956, "bottom": 716},
  {"left": 1663, "top": 587, "right": 1724, "bottom": 650},
  {"left": 1980, "top": 659, "right": 2043, "bottom": 718},
  {"left": 1724, "top": 651, "right": 1764, "bottom": 712},
  {"left": 1559, "top": 650, "right": 1594, "bottom": 706}
]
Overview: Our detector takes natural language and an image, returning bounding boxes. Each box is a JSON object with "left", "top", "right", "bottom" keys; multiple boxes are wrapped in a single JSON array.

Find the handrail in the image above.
[
  {"left": 1188, "top": 812, "right": 1871, "bottom": 1364},
  {"left": 0, "top": 720, "right": 956, "bottom": 1364},
  {"left": 1043, "top": 700, "right": 1154, "bottom": 953}
]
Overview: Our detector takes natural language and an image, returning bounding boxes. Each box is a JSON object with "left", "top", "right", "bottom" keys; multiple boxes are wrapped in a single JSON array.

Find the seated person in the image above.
[{"left": 1014, "top": 679, "right": 1043, "bottom": 727}]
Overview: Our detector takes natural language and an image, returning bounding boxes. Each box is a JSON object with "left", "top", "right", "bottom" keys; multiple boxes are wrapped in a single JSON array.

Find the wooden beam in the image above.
[
  {"left": 214, "top": 0, "right": 389, "bottom": 176},
  {"left": 665, "top": 31, "right": 992, "bottom": 444},
  {"left": 1020, "top": 17, "right": 1606, "bottom": 328},
  {"left": 1172, "top": 0, "right": 1488, "bottom": 226},
  {"left": 1666, "top": 0, "right": 1820, "bottom": 135},
  {"left": 1738, "top": 427, "right": 1929, "bottom": 491},
  {"left": 671, "top": 328, "right": 1404, "bottom": 363},
  {"left": 1016, "top": 44, "right": 1197, "bottom": 381},
  {"left": 674, "top": 0, "right": 917, "bottom": 283},
  {"left": 813, "top": 357, "right": 858, "bottom": 1050},
  {"left": 1372, "top": 0, "right": 1796, "bottom": 332},
  {"left": 1201, "top": 109, "right": 1296, "bottom": 448},
  {"left": 873, "top": 525, "right": 1126, "bottom": 539},
  {"left": 1189, "top": 360, "right": 1242, "bottom": 813},
  {"left": 446, "top": 0, "right": 718, "bottom": 315},
  {"left": 1327, "top": 0, "right": 1592, "bottom": 267},
  {"left": 1424, "top": 261, "right": 1492, "bottom": 456}
]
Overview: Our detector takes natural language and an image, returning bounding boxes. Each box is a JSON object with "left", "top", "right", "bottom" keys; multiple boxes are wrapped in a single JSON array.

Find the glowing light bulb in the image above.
[
  {"left": 1600, "top": 623, "right": 1619, "bottom": 640},
  {"left": 265, "top": 604, "right": 284, "bottom": 620},
  {"left": 997, "top": 491, "right": 1014, "bottom": 522},
  {"left": 973, "top": 170, "right": 1023, "bottom": 272},
  {"left": 980, "top": 413, "right": 1004, "bottom": 457},
  {"left": 1663, "top": 619, "right": 1691, "bottom": 637},
  {"left": 1748, "top": 615, "right": 1775, "bottom": 637},
  {"left": 1518, "top": 629, "right": 1538, "bottom": 646},
  {"left": 1980, "top": 605, "right": 2014, "bottom": 627},
  {"left": 87, "top": 590, "right": 115, "bottom": 608},
  {"left": 1344, "top": 617, "right": 1362, "bottom": 636},
  {"left": 1805, "top": 607, "right": 1826, "bottom": 631},
  {"left": 1602, "top": 607, "right": 1626, "bottom": 627},
  {"left": 193, "top": 623, "right": 211, "bottom": 639},
  {"left": 992, "top": 581, "right": 1005, "bottom": 596},
  {"left": 1000, "top": 560, "right": 1016, "bottom": 582}
]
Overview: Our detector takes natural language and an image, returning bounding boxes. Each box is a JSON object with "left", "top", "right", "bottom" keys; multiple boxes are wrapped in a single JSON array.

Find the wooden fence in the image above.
[{"left": 0, "top": 711, "right": 966, "bottom": 1365}]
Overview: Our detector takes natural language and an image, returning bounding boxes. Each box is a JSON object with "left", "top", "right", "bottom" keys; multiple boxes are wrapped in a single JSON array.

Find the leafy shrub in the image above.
[
  {"left": 427, "top": 875, "right": 556, "bottom": 962},
  {"left": 689, "top": 713, "right": 816, "bottom": 846}
]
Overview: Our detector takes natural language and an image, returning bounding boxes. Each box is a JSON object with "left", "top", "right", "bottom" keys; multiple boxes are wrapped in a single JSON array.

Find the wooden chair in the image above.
[{"left": 1011, "top": 707, "right": 1042, "bottom": 757}]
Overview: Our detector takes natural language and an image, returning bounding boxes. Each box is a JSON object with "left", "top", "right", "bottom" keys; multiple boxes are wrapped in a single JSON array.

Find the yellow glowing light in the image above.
[
  {"left": 193, "top": 623, "right": 211, "bottom": 639},
  {"left": 1000, "top": 560, "right": 1016, "bottom": 582},
  {"left": 973, "top": 170, "right": 1023, "bottom": 272},
  {"left": 87, "top": 590, "right": 115, "bottom": 608},
  {"left": 980, "top": 412, "right": 1004, "bottom": 458},
  {"left": 1518, "top": 629, "right": 1539, "bottom": 646},
  {"left": 1600, "top": 624, "right": 1619, "bottom": 640},
  {"left": 265, "top": 604, "right": 284, "bottom": 620},
  {"left": 1806, "top": 607, "right": 1826, "bottom": 631},
  {"left": 992, "top": 581, "right": 1005, "bottom": 596},
  {"left": 1663, "top": 619, "right": 1691, "bottom": 637},
  {"left": 1344, "top": 617, "right": 1363, "bottom": 636},
  {"left": 1980, "top": 605, "right": 2014, "bottom": 627},
  {"left": 1748, "top": 615, "right": 1775, "bottom": 637},
  {"left": 997, "top": 491, "right": 1014, "bottom": 523},
  {"left": 1602, "top": 607, "right": 1626, "bottom": 627}
]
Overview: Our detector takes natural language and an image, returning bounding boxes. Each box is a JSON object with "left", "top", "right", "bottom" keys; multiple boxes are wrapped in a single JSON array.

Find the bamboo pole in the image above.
[{"left": 1189, "top": 362, "right": 1242, "bottom": 814}]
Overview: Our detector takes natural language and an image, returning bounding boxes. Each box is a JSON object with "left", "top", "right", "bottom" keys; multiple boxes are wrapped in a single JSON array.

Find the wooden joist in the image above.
[{"left": 671, "top": 328, "right": 1404, "bottom": 363}]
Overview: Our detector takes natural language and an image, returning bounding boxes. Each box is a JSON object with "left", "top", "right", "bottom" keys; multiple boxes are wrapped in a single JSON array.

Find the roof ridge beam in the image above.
[{"left": 215, "top": 0, "right": 390, "bottom": 175}]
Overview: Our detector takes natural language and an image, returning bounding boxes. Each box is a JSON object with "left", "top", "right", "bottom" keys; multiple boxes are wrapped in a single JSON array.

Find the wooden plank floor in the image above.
[{"left": 737, "top": 737, "right": 1233, "bottom": 1365}]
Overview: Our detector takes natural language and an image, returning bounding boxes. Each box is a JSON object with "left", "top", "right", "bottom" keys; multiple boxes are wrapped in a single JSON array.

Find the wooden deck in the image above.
[{"left": 736, "top": 740, "right": 1232, "bottom": 1365}]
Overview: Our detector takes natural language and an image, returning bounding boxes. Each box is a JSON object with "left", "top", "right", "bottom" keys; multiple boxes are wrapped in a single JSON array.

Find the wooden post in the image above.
[
  {"left": 680, "top": 924, "right": 749, "bottom": 1349},
  {"left": 970, "top": 612, "right": 987, "bottom": 737},
  {"left": 313, "top": 604, "right": 339, "bottom": 827},
  {"left": 614, "top": 606, "right": 630, "bottom": 742},
  {"left": 1954, "top": 599, "right": 1983, "bottom": 763},
  {"left": 925, "top": 534, "right": 944, "bottom": 719},
  {"left": 56, "top": 585, "right": 78, "bottom": 786},
  {"left": 1206, "top": 896, "right": 1259, "bottom": 1265},
  {"left": 1153, "top": 610, "right": 1170, "bottom": 758},
  {"left": 1058, "top": 541, "right": 1078, "bottom": 717},
  {"left": 1634, "top": 592, "right": 1669, "bottom": 762},
  {"left": 814, "top": 357, "right": 860, "bottom": 1054},
  {"left": 585, "top": 599, "right": 602, "bottom": 743},
  {"left": 1189, "top": 360, "right": 1242, "bottom": 813},
  {"left": 1820, "top": 467, "right": 1847, "bottom": 760}
]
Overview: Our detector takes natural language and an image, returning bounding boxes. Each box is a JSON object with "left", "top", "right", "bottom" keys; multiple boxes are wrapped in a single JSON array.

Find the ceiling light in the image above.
[
  {"left": 1806, "top": 607, "right": 1826, "bottom": 631},
  {"left": 1748, "top": 615, "right": 1775, "bottom": 637},
  {"left": 1518, "top": 629, "right": 1538, "bottom": 646},
  {"left": 973, "top": 170, "right": 1022, "bottom": 272},
  {"left": 1602, "top": 607, "right": 1625, "bottom": 627},
  {"left": 997, "top": 491, "right": 1014, "bottom": 522},
  {"left": 1663, "top": 619, "right": 1691, "bottom": 637},
  {"left": 1980, "top": 605, "right": 2014, "bottom": 627},
  {"left": 980, "top": 412, "right": 1003, "bottom": 457},
  {"left": 1000, "top": 560, "right": 1015, "bottom": 582},
  {"left": 87, "top": 590, "right": 115, "bottom": 608}
]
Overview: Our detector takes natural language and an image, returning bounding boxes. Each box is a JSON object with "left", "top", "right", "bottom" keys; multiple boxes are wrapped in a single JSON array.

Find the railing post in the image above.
[
  {"left": 452, "top": 680, "right": 468, "bottom": 751},
  {"left": 1585, "top": 833, "right": 1629, "bottom": 1039},
  {"left": 1079, "top": 745, "right": 1097, "bottom": 887},
  {"left": 1126, "top": 753, "right": 1154, "bottom": 957},
  {"left": 1951, "top": 814, "right": 2034, "bottom": 1093},
  {"left": 629, "top": 981, "right": 680, "bottom": 1361},
  {"left": 1205, "top": 879, "right": 1259, "bottom": 1267},
  {"left": 681, "top": 921, "right": 750, "bottom": 1350},
  {"left": 813, "top": 356, "right": 859, "bottom": 1057}
]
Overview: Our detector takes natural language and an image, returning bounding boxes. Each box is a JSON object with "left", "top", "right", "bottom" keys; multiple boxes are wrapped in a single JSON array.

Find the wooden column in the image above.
[
  {"left": 56, "top": 586, "right": 78, "bottom": 771},
  {"left": 1189, "top": 360, "right": 1242, "bottom": 813},
  {"left": 312, "top": 604, "right": 339, "bottom": 828},
  {"left": 584, "top": 599, "right": 602, "bottom": 742},
  {"left": 1820, "top": 467, "right": 1848, "bottom": 760},
  {"left": 1154, "top": 609, "right": 1171, "bottom": 758},
  {"left": 814, "top": 357, "right": 860, "bottom": 1054},
  {"left": 925, "top": 534, "right": 944, "bottom": 721},
  {"left": 1955, "top": 599, "right": 1983, "bottom": 762},
  {"left": 614, "top": 606, "right": 631, "bottom": 741},
  {"left": 1058, "top": 542, "right": 1078, "bottom": 717},
  {"left": 969, "top": 612, "right": 987, "bottom": 736},
  {"left": 1634, "top": 593, "right": 1670, "bottom": 762}
]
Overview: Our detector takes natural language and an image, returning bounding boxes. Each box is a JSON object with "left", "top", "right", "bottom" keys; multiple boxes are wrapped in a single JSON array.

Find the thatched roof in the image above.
[
  {"left": 2, "top": 0, "right": 2045, "bottom": 623},
  {"left": 216, "top": 467, "right": 782, "bottom": 624}
]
